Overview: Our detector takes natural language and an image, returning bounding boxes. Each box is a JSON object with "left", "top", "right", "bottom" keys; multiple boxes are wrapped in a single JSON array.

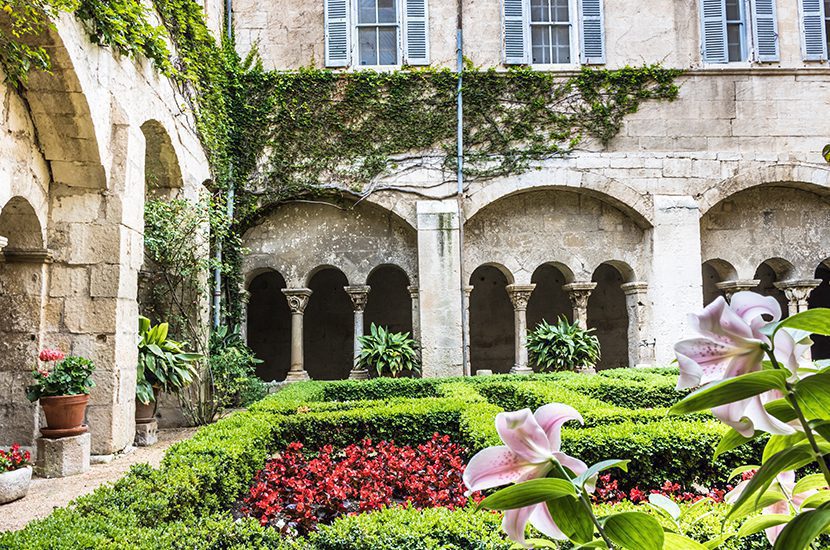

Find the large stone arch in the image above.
[
  {"left": 140, "top": 120, "right": 184, "bottom": 195},
  {"left": 243, "top": 200, "right": 419, "bottom": 289},
  {"left": 464, "top": 188, "right": 649, "bottom": 285}
]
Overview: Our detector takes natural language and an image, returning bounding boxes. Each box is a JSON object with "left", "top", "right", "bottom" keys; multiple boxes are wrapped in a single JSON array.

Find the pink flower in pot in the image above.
[{"left": 463, "top": 404, "right": 587, "bottom": 546}]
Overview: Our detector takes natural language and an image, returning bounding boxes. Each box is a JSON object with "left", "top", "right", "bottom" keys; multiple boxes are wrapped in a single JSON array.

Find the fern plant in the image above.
[
  {"left": 526, "top": 317, "right": 601, "bottom": 372},
  {"left": 357, "top": 323, "right": 420, "bottom": 378}
]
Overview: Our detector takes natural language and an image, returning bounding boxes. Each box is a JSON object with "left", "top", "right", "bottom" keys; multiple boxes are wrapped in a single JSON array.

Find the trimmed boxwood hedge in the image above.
[{"left": 2, "top": 368, "right": 758, "bottom": 548}]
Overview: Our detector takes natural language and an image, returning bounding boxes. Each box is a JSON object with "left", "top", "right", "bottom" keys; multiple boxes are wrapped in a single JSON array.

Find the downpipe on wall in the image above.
[{"left": 456, "top": 12, "right": 470, "bottom": 376}]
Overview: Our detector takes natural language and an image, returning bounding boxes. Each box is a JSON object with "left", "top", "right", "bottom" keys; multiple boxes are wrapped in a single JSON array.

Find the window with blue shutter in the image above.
[
  {"left": 750, "top": 0, "right": 779, "bottom": 62},
  {"left": 700, "top": 0, "right": 729, "bottom": 63},
  {"left": 800, "top": 0, "right": 829, "bottom": 60},
  {"left": 579, "top": 0, "right": 605, "bottom": 64},
  {"left": 404, "top": 0, "right": 429, "bottom": 65},
  {"left": 503, "top": 0, "right": 528, "bottom": 64},
  {"left": 325, "top": 0, "right": 350, "bottom": 67}
]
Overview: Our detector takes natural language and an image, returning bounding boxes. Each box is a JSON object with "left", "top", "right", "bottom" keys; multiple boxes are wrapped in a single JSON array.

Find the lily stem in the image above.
[{"left": 551, "top": 460, "right": 615, "bottom": 549}]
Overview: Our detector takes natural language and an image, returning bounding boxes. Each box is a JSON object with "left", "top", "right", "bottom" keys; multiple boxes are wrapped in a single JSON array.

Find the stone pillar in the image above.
[
  {"left": 345, "top": 285, "right": 371, "bottom": 380},
  {"left": 716, "top": 280, "right": 760, "bottom": 302},
  {"left": 281, "top": 288, "right": 312, "bottom": 382},
  {"left": 506, "top": 284, "right": 536, "bottom": 375},
  {"left": 416, "top": 201, "right": 464, "bottom": 377},
  {"left": 648, "top": 195, "right": 703, "bottom": 365},
  {"left": 774, "top": 280, "right": 822, "bottom": 317},
  {"left": 563, "top": 282, "right": 597, "bottom": 330},
  {"left": 621, "top": 282, "right": 654, "bottom": 367},
  {"left": 408, "top": 285, "right": 421, "bottom": 346},
  {"left": 463, "top": 285, "right": 474, "bottom": 376}
]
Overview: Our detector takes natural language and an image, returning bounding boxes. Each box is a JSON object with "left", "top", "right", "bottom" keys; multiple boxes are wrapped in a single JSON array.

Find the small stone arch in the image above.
[
  {"left": 588, "top": 262, "right": 630, "bottom": 370},
  {"left": 365, "top": 264, "right": 413, "bottom": 338},
  {"left": 246, "top": 269, "right": 292, "bottom": 382},
  {"left": 141, "top": 120, "right": 183, "bottom": 196},
  {"left": 305, "top": 267, "right": 354, "bottom": 380},
  {"left": 701, "top": 259, "right": 738, "bottom": 305},
  {"left": 469, "top": 264, "right": 515, "bottom": 374},
  {"left": 594, "top": 259, "right": 636, "bottom": 284},
  {"left": 528, "top": 263, "right": 573, "bottom": 334},
  {"left": 754, "top": 258, "right": 793, "bottom": 316},
  {"left": 305, "top": 264, "right": 352, "bottom": 288},
  {"left": 0, "top": 196, "right": 45, "bottom": 250},
  {"left": 809, "top": 259, "right": 830, "bottom": 360}
]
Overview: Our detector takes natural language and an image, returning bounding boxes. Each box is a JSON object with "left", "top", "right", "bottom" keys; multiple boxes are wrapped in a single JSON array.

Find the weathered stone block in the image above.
[
  {"left": 134, "top": 420, "right": 158, "bottom": 447},
  {"left": 35, "top": 433, "right": 91, "bottom": 478}
]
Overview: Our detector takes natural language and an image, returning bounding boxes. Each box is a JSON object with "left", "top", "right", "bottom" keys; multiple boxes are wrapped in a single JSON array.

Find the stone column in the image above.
[
  {"left": 774, "top": 280, "right": 822, "bottom": 317},
  {"left": 281, "top": 288, "right": 312, "bottom": 382},
  {"left": 416, "top": 201, "right": 464, "bottom": 377},
  {"left": 345, "top": 285, "right": 371, "bottom": 380},
  {"left": 563, "top": 282, "right": 597, "bottom": 330},
  {"left": 463, "top": 285, "right": 474, "bottom": 376},
  {"left": 506, "top": 284, "right": 536, "bottom": 375},
  {"left": 621, "top": 282, "right": 654, "bottom": 367},
  {"left": 716, "top": 280, "right": 760, "bottom": 302},
  {"left": 407, "top": 285, "right": 421, "bottom": 346}
]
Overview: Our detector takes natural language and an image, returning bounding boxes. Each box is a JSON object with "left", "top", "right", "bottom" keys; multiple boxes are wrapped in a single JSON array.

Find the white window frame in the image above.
[
  {"left": 724, "top": 0, "right": 749, "bottom": 62},
  {"left": 351, "top": 0, "right": 404, "bottom": 68},
  {"left": 527, "top": 0, "right": 581, "bottom": 69}
]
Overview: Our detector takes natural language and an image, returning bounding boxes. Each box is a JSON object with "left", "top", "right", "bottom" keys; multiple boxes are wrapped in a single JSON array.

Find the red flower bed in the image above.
[
  {"left": 240, "top": 434, "right": 481, "bottom": 534},
  {"left": 592, "top": 473, "right": 731, "bottom": 506}
]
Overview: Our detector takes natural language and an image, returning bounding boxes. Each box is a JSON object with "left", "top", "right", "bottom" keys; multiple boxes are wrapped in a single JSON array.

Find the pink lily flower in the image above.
[
  {"left": 463, "top": 404, "right": 588, "bottom": 546},
  {"left": 726, "top": 471, "right": 820, "bottom": 544},
  {"left": 674, "top": 292, "right": 795, "bottom": 436}
]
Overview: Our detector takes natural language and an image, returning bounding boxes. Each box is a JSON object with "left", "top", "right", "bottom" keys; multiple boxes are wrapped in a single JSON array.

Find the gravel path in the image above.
[{"left": 0, "top": 427, "right": 197, "bottom": 533}]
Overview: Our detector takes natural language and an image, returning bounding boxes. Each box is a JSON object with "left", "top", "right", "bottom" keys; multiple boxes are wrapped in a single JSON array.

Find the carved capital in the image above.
[
  {"left": 716, "top": 279, "right": 759, "bottom": 301},
  {"left": 506, "top": 284, "right": 536, "bottom": 311},
  {"left": 344, "top": 285, "right": 371, "bottom": 312},
  {"left": 774, "top": 279, "right": 822, "bottom": 304},
  {"left": 563, "top": 282, "right": 597, "bottom": 310},
  {"left": 621, "top": 282, "right": 648, "bottom": 296},
  {"left": 463, "top": 285, "right": 474, "bottom": 299},
  {"left": 282, "top": 288, "right": 313, "bottom": 314},
  {"left": 407, "top": 285, "right": 419, "bottom": 300}
]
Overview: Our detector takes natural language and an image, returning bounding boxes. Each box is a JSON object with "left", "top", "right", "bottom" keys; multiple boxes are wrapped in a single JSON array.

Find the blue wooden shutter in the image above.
[
  {"left": 503, "top": 0, "right": 527, "bottom": 64},
  {"left": 800, "top": 0, "right": 828, "bottom": 60},
  {"left": 579, "top": 0, "right": 605, "bottom": 64},
  {"left": 404, "top": 0, "right": 430, "bottom": 65},
  {"left": 325, "top": 0, "right": 350, "bottom": 67},
  {"left": 751, "top": 0, "right": 779, "bottom": 61},
  {"left": 700, "top": 0, "right": 728, "bottom": 63}
]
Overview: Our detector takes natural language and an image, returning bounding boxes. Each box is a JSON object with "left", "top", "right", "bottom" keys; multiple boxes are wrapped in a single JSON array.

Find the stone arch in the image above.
[
  {"left": 464, "top": 188, "right": 648, "bottom": 284},
  {"left": 140, "top": 120, "right": 183, "bottom": 196},
  {"left": 528, "top": 264, "right": 573, "bottom": 334},
  {"left": 809, "top": 259, "right": 830, "bottom": 360},
  {"left": 469, "top": 264, "right": 514, "bottom": 374},
  {"left": 697, "top": 163, "right": 830, "bottom": 216},
  {"left": 365, "top": 264, "right": 413, "bottom": 338},
  {"left": 754, "top": 259, "right": 792, "bottom": 317},
  {"left": 701, "top": 259, "right": 737, "bottom": 306},
  {"left": 305, "top": 267, "right": 353, "bottom": 380},
  {"left": 246, "top": 270, "right": 292, "bottom": 381},
  {"left": 0, "top": 196, "right": 45, "bottom": 250},
  {"left": 588, "top": 262, "right": 629, "bottom": 370}
]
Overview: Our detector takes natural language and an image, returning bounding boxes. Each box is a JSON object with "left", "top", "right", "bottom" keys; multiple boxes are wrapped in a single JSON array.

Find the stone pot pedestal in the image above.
[
  {"left": 576, "top": 366, "right": 597, "bottom": 375},
  {"left": 0, "top": 466, "right": 32, "bottom": 504},
  {"left": 134, "top": 421, "right": 158, "bottom": 447},
  {"left": 35, "top": 433, "right": 91, "bottom": 478}
]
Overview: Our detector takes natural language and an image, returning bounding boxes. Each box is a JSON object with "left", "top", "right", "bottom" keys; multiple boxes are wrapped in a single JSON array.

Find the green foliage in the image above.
[
  {"left": 357, "top": 323, "right": 420, "bottom": 378},
  {"left": 209, "top": 325, "right": 267, "bottom": 410},
  {"left": 137, "top": 316, "right": 202, "bottom": 404},
  {"left": 527, "top": 317, "right": 601, "bottom": 372},
  {"left": 320, "top": 377, "right": 440, "bottom": 401},
  {"left": 26, "top": 355, "right": 95, "bottom": 401}
]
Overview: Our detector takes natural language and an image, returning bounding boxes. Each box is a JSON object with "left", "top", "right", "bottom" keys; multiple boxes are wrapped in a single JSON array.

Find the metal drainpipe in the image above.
[
  {"left": 213, "top": 0, "right": 235, "bottom": 328},
  {"left": 456, "top": 2, "right": 469, "bottom": 376}
]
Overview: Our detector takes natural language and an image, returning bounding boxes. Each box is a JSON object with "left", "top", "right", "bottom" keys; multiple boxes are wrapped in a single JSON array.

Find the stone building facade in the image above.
[
  {"left": 0, "top": 3, "right": 224, "bottom": 454},
  {"left": 237, "top": 0, "right": 830, "bottom": 380}
]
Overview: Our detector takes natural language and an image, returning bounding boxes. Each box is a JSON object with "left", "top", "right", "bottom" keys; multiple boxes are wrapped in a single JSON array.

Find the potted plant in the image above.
[
  {"left": 135, "top": 316, "right": 202, "bottom": 423},
  {"left": 357, "top": 323, "right": 420, "bottom": 378},
  {"left": 0, "top": 444, "right": 32, "bottom": 504},
  {"left": 527, "top": 317, "right": 601, "bottom": 374},
  {"left": 26, "top": 349, "right": 95, "bottom": 437}
]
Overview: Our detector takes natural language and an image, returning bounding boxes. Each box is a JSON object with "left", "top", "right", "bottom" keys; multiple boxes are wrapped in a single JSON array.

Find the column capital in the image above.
[
  {"left": 563, "top": 281, "right": 597, "bottom": 307},
  {"left": 716, "top": 279, "right": 759, "bottom": 301},
  {"left": 282, "top": 288, "right": 313, "bottom": 314},
  {"left": 774, "top": 279, "right": 822, "bottom": 293},
  {"left": 505, "top": 284, "right": 536, "bottom": 311},
  {"left": 621, "top": 282, "right": 649, "bottom": 295},
  {"left": 2, "top": 247, "right": 53, "bottom": 264},
  {"left": 463, "top": 285, "right": 474, "bottom": 298},
  {"left": 344, "top": 285, "right": 371, "bottom": 312}
]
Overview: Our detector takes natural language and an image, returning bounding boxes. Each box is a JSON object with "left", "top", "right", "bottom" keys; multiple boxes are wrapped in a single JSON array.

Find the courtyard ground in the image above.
[{"left": 0, "top": 428, "right": 196, "bottom": 533}]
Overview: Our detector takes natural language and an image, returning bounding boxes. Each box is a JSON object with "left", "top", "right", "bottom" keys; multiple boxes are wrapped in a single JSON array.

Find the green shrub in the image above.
[
  {"left": 210, "top": 345, "right": 267, "bottom": 408},
  {"left": 527, "top": 317, "right": 601, "bottom": 372},
  {"left": 300, "top": 506, "right": 510, "bottom": 550},
  {"left": 556, "top": 373, "right": 687, "bottom": 408},
  {"left": 357, "top": 323, "right": 420, "bottom": 378},
  {"left": 320, "top": 377, "right": 440, "bottom": 402}
]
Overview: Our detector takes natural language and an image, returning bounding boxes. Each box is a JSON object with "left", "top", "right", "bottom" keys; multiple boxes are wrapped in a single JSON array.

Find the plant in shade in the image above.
[
  {"left": 669, "top": 291, "right": 830, "bottom": 549},
  {"left": 357, "top": 323, "right": 420, "bottom": 378},
  {"left": 136, "top": 316, "right": 202, "bottom": 405},
  {"left": 466, "top": 403, "right": 709, "bottom": 549},
  {"left": 25, "top": 350, "right": 95, "bottom": 402},
  {"left": 527, "top": 317, "right": 601, "bottom": 372},
  {"left": 0, "top": 444, "right": 31, "bottom": 473}
]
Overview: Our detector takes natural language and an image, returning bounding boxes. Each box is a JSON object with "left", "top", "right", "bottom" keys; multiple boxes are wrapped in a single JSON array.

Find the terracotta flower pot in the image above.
[
  {"left": 39, "top": 394, "right": 89, "bottom": 438},
  {"left": 0, "top": 466, "right": 32, "bottom": 504},
  {"left": 135, "top": 387, "right": 160, "bottom": 425}
]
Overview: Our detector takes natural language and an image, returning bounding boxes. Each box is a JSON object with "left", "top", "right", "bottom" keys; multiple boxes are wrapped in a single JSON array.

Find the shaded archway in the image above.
[
  {"left": 365, "top": 265, "right": 412, "bottom": 337},
  {"left": 469, "top": 265, "right": 514, "bottom": 374},
  {"left": 246, "top": 271, "right": 292, "bottom": 382},
  {"left": 0, "top": 197, "right": 46, "bottom": 448},
  {"left": 588, "top": 263, "right": 629, "bottom": 370},
  {"left": 141, "top": 120, "right": 183, "bottom": 198},
  {"left": 809, "top": 261, "right": 830, "bottom": 360},
  {"left": 754, "top": 259, "right": 792, "bottom": 317},
  {"left": 528, "top": 264, "right": 573, "bottom": 333},
  {"left": 305, "top": 267, "right": 353, "bottom": 380},
  {"left": 701, "top": 259, "right": 736, "bottom": 306}
]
